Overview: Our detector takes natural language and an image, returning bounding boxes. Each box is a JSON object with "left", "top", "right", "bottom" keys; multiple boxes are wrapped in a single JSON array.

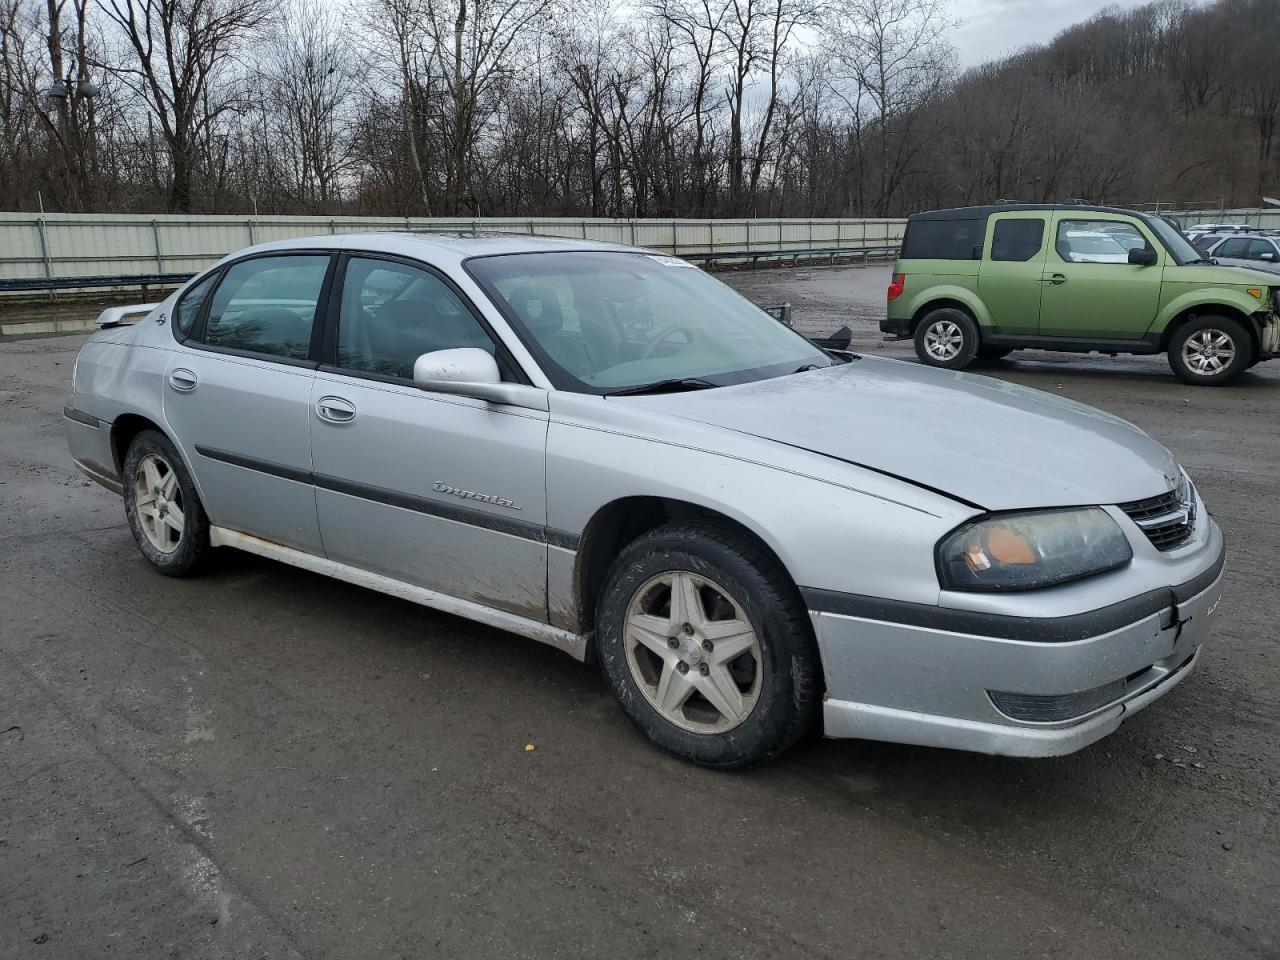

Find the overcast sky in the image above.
[{"left": 949, "top": 0, "right": 1155, "bottom": 66}]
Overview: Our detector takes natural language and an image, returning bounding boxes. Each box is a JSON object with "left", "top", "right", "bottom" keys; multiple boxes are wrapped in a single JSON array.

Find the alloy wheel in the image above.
[
  {"left": 623, "top": 571, "right": 762, "bottom": 734},
  {"left": 134, "top": 453, "right": 185, "bottom": 553},
  {"left": 924, "top": 319, "right": 963, "bottom": 361},
  {"left": 1182, "top": 329, "right": 1235, "bottom": 376}
]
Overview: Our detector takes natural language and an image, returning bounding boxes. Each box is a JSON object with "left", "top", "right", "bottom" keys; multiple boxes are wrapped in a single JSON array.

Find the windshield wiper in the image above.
[{"left": 605, "top": 377, "right": 719, "bottom": 397}]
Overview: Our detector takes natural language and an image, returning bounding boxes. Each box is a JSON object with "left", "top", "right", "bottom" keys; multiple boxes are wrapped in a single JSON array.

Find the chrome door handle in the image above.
[
  {"left": 316, "top": 396, "right": 356, "bottom": 423},
  {"left": 168, "top": 368, "right": 197, "bottom": 392}
]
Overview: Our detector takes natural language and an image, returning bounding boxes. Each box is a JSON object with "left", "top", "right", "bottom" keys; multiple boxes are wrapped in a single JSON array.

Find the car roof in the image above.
[
  {"left": 228, "top": 231, "right": 642, "bottom": 267},
  {"left": 908, "top": 203, "right": 1151, "bottom": 222}
]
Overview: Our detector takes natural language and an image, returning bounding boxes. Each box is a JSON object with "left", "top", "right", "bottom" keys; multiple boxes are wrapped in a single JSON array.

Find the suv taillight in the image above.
[{"left": 887, "top": 273, "right": 905, "bottom": 302}]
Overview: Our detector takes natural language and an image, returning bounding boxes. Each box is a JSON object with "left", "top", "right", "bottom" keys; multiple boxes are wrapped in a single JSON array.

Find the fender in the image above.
[
  {"left": 1151, "top": 287, "right": 1269, "bottom": 341},
  {"left": 901, "top": 283, "right": 995, "bottom": 330}
]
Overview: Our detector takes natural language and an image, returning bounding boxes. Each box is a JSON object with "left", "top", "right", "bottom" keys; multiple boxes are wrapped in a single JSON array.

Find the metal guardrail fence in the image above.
[{"left": 0, "top": 213, "right": 907, "bottom": 296}]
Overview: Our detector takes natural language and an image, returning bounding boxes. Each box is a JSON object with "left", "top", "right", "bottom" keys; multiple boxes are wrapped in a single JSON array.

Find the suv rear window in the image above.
[{"left": 901, "top": 219, "right": 985, "bottom": 260}]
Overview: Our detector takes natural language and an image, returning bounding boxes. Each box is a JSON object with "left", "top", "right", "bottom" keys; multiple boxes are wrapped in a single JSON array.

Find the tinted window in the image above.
[
  {"left": 203, "top": 256, "right": 329, "bottom": 359},
  {"left": 901, "top": 219, "right": 985, "bottom": 260},
  {"left": 1246, "top": 239, "right": 1277, "bottom": 260},
  {"left": 1056, "top": 220, "right": 1148, "bottom": 264},
  {"left": 990, "top": 218, "right": 1044, "bottom": 262},
  {"left": 337, "top": 258, "right": 496, "bottom": 379},
  {"left": 174, "top": 271, "right": 217, "bottom": 339},
  {"left": 1213, "top": 237, "right": 1250, "bottom": 258}
]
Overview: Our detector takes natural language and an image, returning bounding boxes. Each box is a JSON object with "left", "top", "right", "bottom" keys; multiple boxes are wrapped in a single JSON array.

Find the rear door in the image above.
[
  {"left": 978, "top": 213, "right": 1048, "bottom": 334},
  {"left": 1037, "top": 216, "right": 1164, "bottom": 339},
  {"left": 308, "top": 253, "right": 550, "bottom": 621},
  {"left": 163, "top": 252, "right": 333, "bottom": 554}
]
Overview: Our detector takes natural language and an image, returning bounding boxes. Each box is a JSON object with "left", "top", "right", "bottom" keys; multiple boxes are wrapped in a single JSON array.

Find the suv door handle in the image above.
[
  {"left": 316, "top": 396, "right": 356, "bottom": 423},
  {"left": 1042, "top": 274, "right": 1068, "bottom": 285},
  {"left": 168, "top": 368, "right": 197, "bottom": 392}
]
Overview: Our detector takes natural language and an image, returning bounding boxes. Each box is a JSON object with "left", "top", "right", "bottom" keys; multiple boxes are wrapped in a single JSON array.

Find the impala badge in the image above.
[{"left": 433, "top": 481, "right": 522, "bottom": 511}]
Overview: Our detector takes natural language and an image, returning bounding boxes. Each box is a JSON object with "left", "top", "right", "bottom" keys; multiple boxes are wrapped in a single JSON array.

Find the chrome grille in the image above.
[{"left": 1119, "top": 482, "right": 1196, "bottom": 551}]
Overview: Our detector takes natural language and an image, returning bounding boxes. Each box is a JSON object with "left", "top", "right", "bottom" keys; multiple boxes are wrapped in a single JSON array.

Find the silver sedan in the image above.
[{"left": 65, "top": 234, "right": 1226, "bottom": 767}]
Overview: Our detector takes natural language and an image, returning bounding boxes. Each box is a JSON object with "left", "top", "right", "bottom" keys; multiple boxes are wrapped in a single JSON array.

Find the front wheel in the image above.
[
  {"left": 1167, "top": 316, "right": 1253, "bottom": 385},
  {"left": 913, "top": 308, "right": 980, "bottom": 369},
  {"left": 595, "top": 523, "right": 821, "bottom": 768}
]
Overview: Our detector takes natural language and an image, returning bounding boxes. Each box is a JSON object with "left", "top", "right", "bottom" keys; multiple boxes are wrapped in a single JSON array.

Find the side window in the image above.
[
  {"left": 901, "top": 218, "right": 985, "bottom": 260},
  {"left": 337, "top": 257, "right": 497, "bottom": 380},
  {"left": 173, "top": 271, "right": 218, "bottom": 339},
  {"left": 1246, "top": 239, "right": 1277, "bottom": 261},
  {"left": 203, "top": 255, "right": 329, "bottom": 360},
  {"left": 1056, "top": 220, "right": 1147, "bottom": 264},
  {"left": 1214, "top": 237, "right": 1250, "bottom": 258},
  {"left": 990, "top": 218, "right": 1045, "bottom": 262}
]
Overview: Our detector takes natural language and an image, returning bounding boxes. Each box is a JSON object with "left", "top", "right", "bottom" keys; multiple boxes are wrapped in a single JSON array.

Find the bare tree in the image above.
[{"left": 98, "top": 0, "right": 272, "bottom": 211}]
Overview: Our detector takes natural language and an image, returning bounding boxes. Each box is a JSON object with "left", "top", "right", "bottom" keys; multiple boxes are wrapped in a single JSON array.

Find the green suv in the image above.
[{"left": 881, "top": 204, "right": 1280, "bottom": 385}]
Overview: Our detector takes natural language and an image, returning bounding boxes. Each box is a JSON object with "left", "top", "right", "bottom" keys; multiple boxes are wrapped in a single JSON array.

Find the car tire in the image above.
[
  {"left": 1167, "top": 315, "right": 1253, "bottom": 386},
  {"left": 595, "top": 522, "right": 821, "bottom": 768},
  {"left": 122, "top": 429, "right": 211, "bottom": 576},
  {"left": 913, "top": 308, "right": 980, "bottom": 369}
]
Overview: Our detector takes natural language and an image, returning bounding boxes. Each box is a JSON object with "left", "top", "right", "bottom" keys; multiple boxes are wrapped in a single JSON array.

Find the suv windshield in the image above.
[
  {"left": 467, "top": 252, "right": 833, "bottom": 394},
  {"left": 1143, "top": 215, "right": 1202, "bottom": 265}
]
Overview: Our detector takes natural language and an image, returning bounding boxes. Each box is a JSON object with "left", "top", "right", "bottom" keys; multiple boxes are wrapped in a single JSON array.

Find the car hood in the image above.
[
  {"left": 1211, "top": 257, "right": 1280, "bottom": 277},
  {"left": 1168, "top": 262, "right": 1279, "bottom": 285},
  {"left": 626, "top": 358, "right": 1180, "bottom": 510}
]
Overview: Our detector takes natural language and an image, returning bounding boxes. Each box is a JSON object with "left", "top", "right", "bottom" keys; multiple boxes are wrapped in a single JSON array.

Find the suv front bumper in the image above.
[{"left": 811, "top": 527, "right": 1225, "bottom": 757}]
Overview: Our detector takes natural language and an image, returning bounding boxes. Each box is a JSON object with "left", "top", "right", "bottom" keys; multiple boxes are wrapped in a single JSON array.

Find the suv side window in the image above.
[
  {"left": 1214, "top": 237, "right": 1250, "bottom": 258},
  {"left": 901, "top": 218, "right": 985, "bottom": 260},
  {"left": 990, "top": 218, "right": 1045, "bottom": 262},
  {"left": 1056, "top": 220, "right": 1148, "bottom": 264},
  {"left": 337, "top": 257, "right": 499, "bottom": 380},
  {"left": 203, "top": 255, "right": 330, "bottom": 359},
  {"left": 173, "top": 271, "right": 218, "bottom": 339},
  {"left": 1246, "top": 239, "right": 1278, "bottom": 261}
]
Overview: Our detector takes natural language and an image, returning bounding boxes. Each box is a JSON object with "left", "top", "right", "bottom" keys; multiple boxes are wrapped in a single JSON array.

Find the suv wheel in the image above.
[
  {"left": 913, "top": 308, "right": 980, "bottom": 369},
  {"left": 123, "top": 429, "right": 211, "bottom": 576},
  {"left": 595, "top": 522, "right": 821, "bottom": 768},
  {"left": 1168, "top": 316, "right": 1253, "bottom": 385}
]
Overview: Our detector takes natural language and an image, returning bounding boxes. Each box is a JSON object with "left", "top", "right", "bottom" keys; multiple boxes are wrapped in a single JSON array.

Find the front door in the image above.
[
  {"left": 978, "top": 213, "right": 1049, "bottom": 334},
  {"left": 163, "top": 253, "right": 333, "bottom": 554},
  {"left": 308, "top": 254, "right": 549, "bottom": 621},
  {"left": 1037, "top": 216, "right": 1164, "bottom": 339}
]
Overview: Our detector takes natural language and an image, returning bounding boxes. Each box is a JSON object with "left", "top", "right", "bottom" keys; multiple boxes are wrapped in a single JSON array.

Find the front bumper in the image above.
[{"left": 813, "top": 544, "right": 1225, "bottom": 757}]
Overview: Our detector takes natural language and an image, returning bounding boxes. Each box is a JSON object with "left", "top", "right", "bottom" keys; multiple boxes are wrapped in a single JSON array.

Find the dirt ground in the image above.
[{"left": 1, "top": 263, "right": 1277, "bottom": 959}]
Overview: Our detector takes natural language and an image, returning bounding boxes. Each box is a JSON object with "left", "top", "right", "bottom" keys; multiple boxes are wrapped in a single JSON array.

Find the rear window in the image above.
[{"left": 901, "top": 218, "right": 985, "bottom": 260}]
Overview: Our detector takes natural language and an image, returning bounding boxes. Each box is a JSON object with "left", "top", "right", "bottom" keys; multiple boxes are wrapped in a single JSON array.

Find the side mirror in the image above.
[
  {"left": 1261, "top": 252, "right": 1276, "bottom": 261},
  {"left": 413, "top": 348, "right": 548, "bottom": 410},
  {"left": 1128, "top": 247, "right": 1158, "bottom": 266}
]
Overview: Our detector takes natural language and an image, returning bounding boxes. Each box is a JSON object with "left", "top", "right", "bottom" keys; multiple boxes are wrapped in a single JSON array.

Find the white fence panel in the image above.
[{"left": 0, "top": 212, "right": 910, "bottom": 292}]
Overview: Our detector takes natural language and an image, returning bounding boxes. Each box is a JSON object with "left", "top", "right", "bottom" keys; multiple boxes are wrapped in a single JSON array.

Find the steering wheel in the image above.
[{"left": 641, "top": 325, "right": 696, "bottom": 360}]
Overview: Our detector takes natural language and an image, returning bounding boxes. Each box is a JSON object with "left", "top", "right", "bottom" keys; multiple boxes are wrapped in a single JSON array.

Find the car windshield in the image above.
[
  {"left": 467, "top": 251, "right": 834, "bottom": 394},
  {"left": 1143, "top": 215, "right": 1202, "bottom": 265}
]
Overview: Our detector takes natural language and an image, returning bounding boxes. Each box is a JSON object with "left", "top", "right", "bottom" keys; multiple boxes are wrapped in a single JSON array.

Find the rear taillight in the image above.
[{"left": 887, "top": 273, "right": 905, "bottom": 302}]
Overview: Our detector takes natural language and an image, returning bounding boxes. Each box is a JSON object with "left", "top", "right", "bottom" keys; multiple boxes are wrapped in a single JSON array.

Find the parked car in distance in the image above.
[
  {"left": 1202, "top": 232, "right": 1280, "bottom": 275},
  {"left": 67, "top": 232, "right": 1226, "bottom": 767},
  {"left": 882, "top": 204, "right": 1280, "bottom": 384}
]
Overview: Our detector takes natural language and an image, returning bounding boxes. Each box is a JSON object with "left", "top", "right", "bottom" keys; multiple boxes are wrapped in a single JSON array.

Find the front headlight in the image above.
[{"left": 937, "top": 507, "right": 1132, "bottom": 592}]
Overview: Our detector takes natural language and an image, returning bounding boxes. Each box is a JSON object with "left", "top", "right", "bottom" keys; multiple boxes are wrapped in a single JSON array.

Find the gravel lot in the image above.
[{"left": 2, "top": 263, "right": 1277, "bottom": 959}]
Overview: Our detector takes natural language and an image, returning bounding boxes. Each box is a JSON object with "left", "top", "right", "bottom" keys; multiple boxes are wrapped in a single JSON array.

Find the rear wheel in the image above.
[
  {"left": 123, "top": 430, "right": 210, "bottom": 576},
  {"left": 596, "top": 523, "right": 821, "bottom": 768},
  {"left": 1167, "top": 315, "right": 1253, "bottom": 385},
  {"left": 913, "top": 308, "right": 980, "bottom": 369}
]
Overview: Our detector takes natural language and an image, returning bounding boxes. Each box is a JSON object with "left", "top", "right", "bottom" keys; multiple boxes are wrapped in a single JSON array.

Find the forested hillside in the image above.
[{"left": 0, "top": 0, "right": 1275, "bottom": 217}]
